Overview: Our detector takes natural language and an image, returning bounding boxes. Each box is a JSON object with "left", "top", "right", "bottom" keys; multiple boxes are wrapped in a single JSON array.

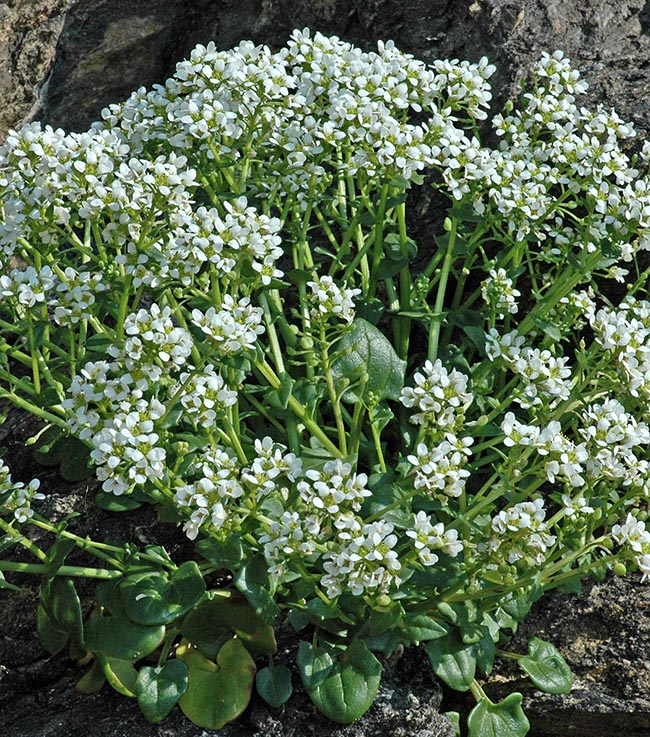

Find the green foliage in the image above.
[
  {"left": 330, "top": 318, "right": 406, "bottom": 407},
  {"left": 519, "top": 637, "right": 574, "bottom": 694},
  {"left": 468, "top": 693, "right": 530, "bottom": 737},
  {"left": 256, "top": 663, "right": 293, "bottom": 708},
  {"left": 298, "top": 640, "right": 382, "bottom": 724},
  {"left": 119, "top": 561, "right": 206, "bottom": 625},
  {"left": 136, "top": 660, "right": 189, "bottom": 723},
  {"left": 177, "top": 639, "right": 256, "bottom": 730}
]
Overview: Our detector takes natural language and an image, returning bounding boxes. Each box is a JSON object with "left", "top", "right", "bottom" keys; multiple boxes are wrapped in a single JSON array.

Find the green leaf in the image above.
[
  {"left": 177, "top": 639, "right": 256, "bottom": 730},
  {"left": 84, "top": 615, "right": 165, "bottom": 660},
  {"left": 37, "top": 577, "right": 84, "bottom": 658},
  {"left": 297, "top": 641, "right": 334, "bottom": 690},
  {"left": 468, "top": 693, "right": 530, "bottom": 737},
  {"left": 402, "top": 613, "right": 448, "bottom": 644},
  {"left": 136, "top": 660, "right": 189, "bottom": 723},
  {"left": 99, "top": 655, "right": 138, "bottom": 697},
  {"left": 532, "top": 315, "right": 562, "bottom": 342},
  {"left": 181, "top": 595, "right": 277, "bottom": 659},
  {"left": 301, "top": 640, "right": 382, "bottom": 724},
  {"left": 256, "top": 664, "right": 293, "bottom": 708},
  {"left": 196, "top": 537, "right": 243, "bottom": 570},
  {"left": 425, "top": 631, "right": 477, "bottom": 692},
  {"left": 75, "top": 660, "right": 106, "bottom": 694},
  {"left": 519, "top": 637, "right": 574, "bottom": 694},
  {"left": 330, "top": 318, "right": 406, "bottom": 408},
  {"left": 94, "top": 490, "right": 143, "bottom": 512},
  {"left": 59, "top": 438, "right": 94, "bottom": 481},
  {"left": 234, "top": 556, "right": 279, "bottom": 623},
  {"left": 119, "top": 561, "right": 206, "bottom": 625},
  {"left": 368, "top": 603, "right": 404, "bottom": 637}
]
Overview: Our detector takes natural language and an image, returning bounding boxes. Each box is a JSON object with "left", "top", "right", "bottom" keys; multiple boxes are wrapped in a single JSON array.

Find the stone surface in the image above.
[
  {"left": 489, "top": 575, "right": 650, "bottom": 737},
  {"left": 1, "top": 1, "right": 650, "bottom": 138}
]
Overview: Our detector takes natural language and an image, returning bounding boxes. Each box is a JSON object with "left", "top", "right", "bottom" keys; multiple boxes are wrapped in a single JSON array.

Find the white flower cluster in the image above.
[
  {"left": 486, "top": 329, "right": 572, "bottom": 408},
  {"left": 88, "top": 28, "right": 497, "bottom": 210},
  {"left": 590, "top": 296, "right": 650, "bottom": 398},
  {"left": 321, "top": 518, "right": 401, "bottom": 597},
  {"left": 486, "top": 499, "right": 556, "bottom": 566},
  {"left": 173, "top": 446, "right": 244, "bottom": 540},
  {"left": 400, "top": 359, "right": 473, "bottom": 431},
  {"left": 407, "top": 434, "right": 473, "bottom": 501},
  {"left": 481, "top": 267, "right": 521, "bottom": 315},
  {"left": 0, "top": 458, "right": 44, "bottom": 523},
  {"left": 502, "top": 414, "right": 587, "bottom": 488},
  {"left": 612, "top": 513, "right": 650, "bottom": 581},
  {"left": 406, "top": 510, "right": 463, "bottom": 566},
  {"left": 190, "top": 296, "right": 264, "bottom": 355},
  {"left": 297, "top": 459, "right": 371, "bottom": 517},
  {"left": 307, "top": 275, "right": 361, "bottom": 324},
  {"left": 0, "top": 265, "right": 55, "bottom": 313},
  {"left": 177, "top": 364, "right": 237, "bottom": 426}
]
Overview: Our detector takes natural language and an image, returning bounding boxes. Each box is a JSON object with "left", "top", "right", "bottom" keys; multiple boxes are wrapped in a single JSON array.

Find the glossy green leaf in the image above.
[
  {"left": 94, "top": 491, "right": 142, "bottom": 512},
  {"left": 297, "top": 641, "right": 334, "bottom": 690},
  {"left": 197, "top": 536, "right": 243, "bottom": 570},
  {"left": 234, "top": 556, "right": 278, "bottom": 623},
  {"left": 331, "top": 318, "right": 406, "bottom": 408},
  {"left": 300, "top": 640, "right": 382, "bottom": 724},
  {"left": 177, "top": 639, "right": 256, "bottom": 730},
  {"left": 119, "top": 561, "right": 206, "bottom": 625},
  {"left": 84, "top": 615, "right": 165, "bottom": 660},
  {"left": 37, "top": 577, "right": 84, "bottom": 658},
  {"left": 425, "top": 631, "right": 477, "bottom": 692},
  {"left": 75, "top": 660, "right": 106, "bottom": 694},
  {"left": 136, "top": 660, "right": 189, "bottom": 723},
  {"left": 180, "top": 595, "right": 277, "bottom": 659},
  {"left": 99, "top": 655, "right": 138, "bottom": 697},
  {"left": 468, "top": 693, "right": 530, "bottom": 737},
  {"left": 59, "top": 438, "right": 94, "bottom": 481},
  {"left": 256, "top": 664, "right": 293, "bottom": 708},
  {"left": 519, "top": 637, "right": 574, "bottom": 694},
  {"left": 402, "top": 613, "right": 448, "bottom": 644}
]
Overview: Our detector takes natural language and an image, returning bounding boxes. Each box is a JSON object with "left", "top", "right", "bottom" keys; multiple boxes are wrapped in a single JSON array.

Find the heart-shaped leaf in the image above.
[
  {"left": 300, "top": 640, "right": 382, "bottom": 724},
  {"left": 120, "top": 561, "right": 205, "bottom": 625},
  {"left": 330, "top": 318, "right": 406, "bottom": 407},
  {"left": 84, "top": 615, "right": 165, "bottom": 661},
  {"left": 136, "top": 660, "right": 189, "bottom": 723},
  {"left": 425, "top": 631, "right": 477, "bottom": 692},
  {"left": 468, "top": 693, "right": 530, "bottom": 737},
  {"left": 519, "top": 637, "right": 573, "bottom": 694},
  {"left": 234, "top": 556, "right": 278, "bottom": 623},
  {"left": 177, "top": 639, "right": 256, "bottom": 730},
  {"left": 256, "top": 664, "right": 293, "bottom": 708},
  {"left": 37, "top": 577, "right": 84, "bottom": 658},
  {"left": 181, "top": 594, "right": 276, "bottom": 659},
  {"left": 99, "top": 655, "right": 138, "bottom": 697}
]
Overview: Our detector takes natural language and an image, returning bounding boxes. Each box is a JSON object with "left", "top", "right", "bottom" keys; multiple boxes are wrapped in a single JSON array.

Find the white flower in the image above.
[
  {"left": 307, "top": 275, "right": 360, "bottom": 323},
  {"left": 191, "top": 295, "right": 264, "bottom": 354}
]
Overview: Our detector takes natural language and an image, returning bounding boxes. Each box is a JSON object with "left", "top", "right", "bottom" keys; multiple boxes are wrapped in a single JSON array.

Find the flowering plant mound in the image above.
[{"left": 2, "top": 29, "right": 650, "bottom": 735}]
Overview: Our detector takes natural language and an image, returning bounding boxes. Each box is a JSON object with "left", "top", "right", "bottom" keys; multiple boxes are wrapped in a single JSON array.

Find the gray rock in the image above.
[{"left": 490, "top": 575, "right": 650, "bottom": 736}]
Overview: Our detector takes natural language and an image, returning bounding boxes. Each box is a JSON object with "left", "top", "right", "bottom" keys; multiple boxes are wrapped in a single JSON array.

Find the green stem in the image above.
[
  {"left": 320, "top": 324, "right": 348, "bottom": 456},
  {"left": 428, "top": 216, "right": 457, "bottom": 363},
  {"left": 254, "top": 359, "right": 343, "bottom": 458},
  {"left": 0, "top": 561, "right": 121, "bottom": 579}
]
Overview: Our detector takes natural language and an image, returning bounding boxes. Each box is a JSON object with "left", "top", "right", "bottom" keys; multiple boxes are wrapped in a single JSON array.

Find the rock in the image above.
[
  {"left": 489, "top": 574, "right": 650, "bottom": 737},
  {"left": 1, "top": 0, "right": 649, "bottom": 138}
]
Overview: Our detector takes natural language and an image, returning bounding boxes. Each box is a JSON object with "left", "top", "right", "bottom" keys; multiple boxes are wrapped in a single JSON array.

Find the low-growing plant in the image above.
[{"left": 2, "top": 29, "right": 650, "bottom": 736}]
